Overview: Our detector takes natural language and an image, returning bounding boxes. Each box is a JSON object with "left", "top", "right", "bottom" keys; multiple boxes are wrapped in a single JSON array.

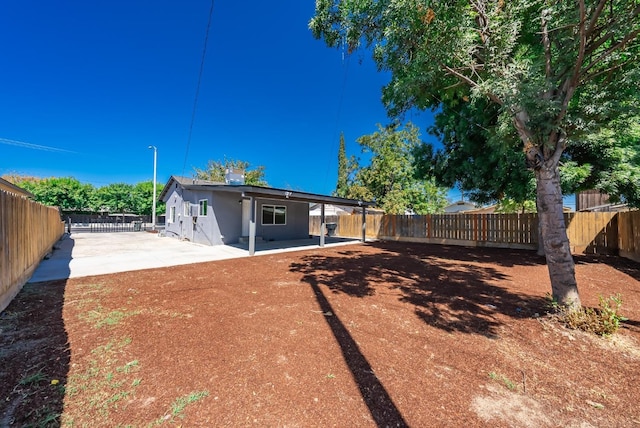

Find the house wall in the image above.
[
  {"left": 164, "top": 187, "right": 242, "bottom": 245},
  {"left": 210, "top": 191, "right": 243, "bottom": 244},
  {"left": 163, "top": 185, "right": 311, "bottom": 245},
  {"left": 256, "top": 199, "right": 309, "bottom": 241},
  {"left": 163, "top": 186, "right": 183, "bottom": 240}
]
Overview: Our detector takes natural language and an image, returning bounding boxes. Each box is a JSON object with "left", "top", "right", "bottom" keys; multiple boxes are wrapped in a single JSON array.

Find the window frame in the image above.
[
  {"left": 183, "top": 201, "right": 191, "bottom": 216},
  {"left": 261, "top": 204, "right": 287, "bottom": 226},
  {"left": 199, "top": 199, "right": 208, "bottom": 216},
  {"left": 169, "top": 206, "right": 176, "bottom": 223}
]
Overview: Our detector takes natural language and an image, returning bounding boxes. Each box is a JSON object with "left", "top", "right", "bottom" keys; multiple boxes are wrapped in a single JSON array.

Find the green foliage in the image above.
[
  {"left": 3, "top": 174, "right": 165, "bottom": 215},
  {"left": 310, "top": 0, "right": 640, "bottom": 193},
  {"left": 570, "top": 124, "right": 640, "bottom": 207},
  {"left": 131, "top": 180, "right": 166, "bottom": 216},
  {"left": 311, "top": 0, "right": 640, "bottom": 306},
  {"left": 193, "top": 157, "right": 267, "bottom": 186},
  {"left": 346, "top": 122, "right": 448, "bottom": 214},
  {"left": 10, "top": 176, "right": 94, "bottom": 210},
  {"left": 494, "top": 198, "right": 537, "bottom": 214},
  {"left": 423, "top": 96, "right": 536, "bottom": 205},
  {"left": 488, "top": 371, "right": 517, "bottom": 391},
  {"left": 93, "top": 183, "right": 135, "bottom": 213},
  {"left": 335, "top": 132, "right": 351, "bottom": 198},
  {"left": 19, "top": 369, "right": 47, "bottom": 386},
  {"left": 170, "top": 391, "right": 209, "bottom": 418},
  {"left": 557, "top": 294, "right": 627, "bottom": 336},
  {"left": 425, "top": 94, "right": 640, "bottom": 208}
]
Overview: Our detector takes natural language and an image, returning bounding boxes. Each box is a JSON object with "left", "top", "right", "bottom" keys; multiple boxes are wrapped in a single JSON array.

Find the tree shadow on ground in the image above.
[
  {"left": 289, "top": 241, "right": 550, "bottom": 427},
  {"left": 0, "top": 279, "right": 69, "bottom": 427},
  {"left": 573, "top": 253, "right": 640, "bottom": 282},
  {"left": 290, "top": 241, "right": 549, "bottom": 337},
  {"left": 307, "top": 280, "right": 409, "bottom": 427}
]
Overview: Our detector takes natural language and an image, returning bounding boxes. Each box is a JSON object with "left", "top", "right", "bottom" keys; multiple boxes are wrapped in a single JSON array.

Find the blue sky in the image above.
[{"left": 0, "top": 0, "right": 440, "bottom": 198}]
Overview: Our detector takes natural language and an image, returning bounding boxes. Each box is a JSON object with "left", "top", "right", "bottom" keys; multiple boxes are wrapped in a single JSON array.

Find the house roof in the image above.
[
  {"left": 0, "top": 177, "right": 34, "bottom": 198},
  {"left": 159, "top": 175, "right": 375, "bottom": 208},
  {"left": 444, "top": 200, "right": 477, "bottom": 213}
]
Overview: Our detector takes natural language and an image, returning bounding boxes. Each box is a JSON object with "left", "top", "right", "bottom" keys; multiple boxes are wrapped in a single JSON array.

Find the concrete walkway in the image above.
[{"left": 28, "top": 232, "right": 362, "bottom": 282}]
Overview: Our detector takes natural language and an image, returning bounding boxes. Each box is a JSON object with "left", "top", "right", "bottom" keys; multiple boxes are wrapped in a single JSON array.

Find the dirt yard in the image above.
[{"left": 1, "top": 241, "right": 639, "bottom": 427}]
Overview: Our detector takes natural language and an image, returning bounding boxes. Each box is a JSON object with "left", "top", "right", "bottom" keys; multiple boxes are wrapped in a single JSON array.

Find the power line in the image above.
[
  {"left": 182, "top": 0, "right": 216, "bottom": 177},
  {"left": 324, "top": 54, "right": 352, "bottom": 192},
  {"left": 0, "top": 137, "right": 77, "bottom": 153}
]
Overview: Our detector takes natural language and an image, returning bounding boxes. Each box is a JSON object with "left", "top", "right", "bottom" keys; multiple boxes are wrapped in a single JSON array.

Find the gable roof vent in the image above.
[{"left": 225, "top": 168, "right": 245, "bottom": 185}]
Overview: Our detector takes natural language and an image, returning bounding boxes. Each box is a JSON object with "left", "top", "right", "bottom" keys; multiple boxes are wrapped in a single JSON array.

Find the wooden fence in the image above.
[
  {"left": 310, "top": 211, "right": 639, "bottom": 262},
  {"left": 1, "top": 189, "right": 65, "bottom": 312},
  {"left": 618, "top": 210, "right": 640, "bottom": 263}
]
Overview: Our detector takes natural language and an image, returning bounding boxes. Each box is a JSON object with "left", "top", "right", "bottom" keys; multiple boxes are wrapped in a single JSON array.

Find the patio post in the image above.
[
  {"left": 362, "top": 205, "right": 366, "bottom": 243},
  {"left": 320, "top": 203, "right": 326, "bottom": 247},
  {"left": 249, "top": 197, "right": 256, "bottom": 256}
]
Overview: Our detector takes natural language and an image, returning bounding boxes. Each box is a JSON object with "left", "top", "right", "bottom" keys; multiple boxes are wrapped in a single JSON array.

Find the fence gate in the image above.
[
  {"left": 86, "top": 219, "right": 140, "bottom": 232},
  {"left": 66, "top": 214, "right": 147, "bottom": 233}
]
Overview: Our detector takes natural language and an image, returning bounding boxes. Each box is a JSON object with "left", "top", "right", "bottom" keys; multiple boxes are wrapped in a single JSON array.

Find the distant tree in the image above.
[
  {"left": 194, "top": 158, "right": 267, "bottom": 186},
  {"left": 6, "top": 175, "right": 94, "bottom": 211},
  {"left": 335, "top": 132, "right": 351, "bottom": 198},
  {"left": 310, "top": 0, "right": 640, "bottom": 309},
  {"left": 4, "top": 174, "right": 170, "bottom": 216},
  {"left": 495, "top": 199, "right": 538, "bottom": 214},
  {"left": 131, "top": 180, "right": 166, "bottom": 216},
  {"left": 348, "top": 123, "right": 448, "bottom": 214},
  {"left": 94, "top": 183, "right": 135, "bottom": 214}
]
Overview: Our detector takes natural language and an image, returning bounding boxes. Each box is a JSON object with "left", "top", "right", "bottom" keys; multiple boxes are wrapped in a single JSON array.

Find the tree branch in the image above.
[
  {"left": 440, "top": 63, "right": 503, "bottom": 105},
  {"left": 546, "top": 130, "right": 566, "bottom": 169},
  {"left": 470, "top": 0, "right": 491, "bottom": 44},
  {"left": 582, "top": 27, "right": 640, "bottom": 76},
  {"left": 585, "top": 5, "right": 640, "bottom": 56},
  {"left": 572, "top": 0, "right": 588, "bottom": 89},
  {"left": 555, "top": 1, "right": 587, "bottom": 127},
  {"left": 586, "top": 0, "right": 609, "bottom": 38},
  {"left": 542, "top": 10, "right": 552, "bottom": 80},
  {"left": 580, "top": 57, "right": 635, "bottom": 84}
]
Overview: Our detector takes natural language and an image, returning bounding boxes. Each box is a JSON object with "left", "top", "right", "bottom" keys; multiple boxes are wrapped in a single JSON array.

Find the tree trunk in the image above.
[{"left": 536, "top": 165, "right": 581, "bottom": 309}]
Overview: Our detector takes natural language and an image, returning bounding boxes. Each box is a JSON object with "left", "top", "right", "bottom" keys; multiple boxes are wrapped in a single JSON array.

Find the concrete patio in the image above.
[{"left": 28, "top": 232, "right": 362, "bottom": 282}]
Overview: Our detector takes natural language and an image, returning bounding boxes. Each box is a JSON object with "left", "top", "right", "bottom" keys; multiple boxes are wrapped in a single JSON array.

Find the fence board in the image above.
[
  {"left": 310, "top": 211, "right": 639, "bottom": 262},
  {"left": 618, "top": 211, "right": 640, "bottom": 262},
  {"left": 1, "top": 189, "right": 64, "bottom": 313}
]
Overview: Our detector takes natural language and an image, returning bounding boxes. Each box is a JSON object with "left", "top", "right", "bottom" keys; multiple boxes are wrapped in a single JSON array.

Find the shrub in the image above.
[{"left": 557, "top": 294, "right": 627, "bottom": 336}]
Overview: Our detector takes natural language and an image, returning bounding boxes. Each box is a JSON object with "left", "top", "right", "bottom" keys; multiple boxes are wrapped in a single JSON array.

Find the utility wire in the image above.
[
  {"left": 182, "top": 0, "right": 215, "bottom": 177},
  {"left": 0, "top": 137, "right": 76, "bottom": 153},
  {"left": 324, "top": 53, "right": 352, "bottom": 193}
]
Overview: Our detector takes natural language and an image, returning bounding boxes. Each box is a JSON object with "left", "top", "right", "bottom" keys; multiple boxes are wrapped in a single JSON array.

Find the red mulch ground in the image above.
[{"left": 1, "top": 241, "right": 639, "bottom": 427}]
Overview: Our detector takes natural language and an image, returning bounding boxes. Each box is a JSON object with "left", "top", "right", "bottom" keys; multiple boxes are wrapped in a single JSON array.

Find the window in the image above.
[
  {"left": 169, "top": 206, "right": 176, "bottom": 223},
  {"left": 183, "top": 201, "right": 191, "bottom": 216},
  {"left": 199, "top": 199, "right": 208, "bottom": 216},
  {"left": 262, "top": 205, "right": 286, "bottom": 225}
]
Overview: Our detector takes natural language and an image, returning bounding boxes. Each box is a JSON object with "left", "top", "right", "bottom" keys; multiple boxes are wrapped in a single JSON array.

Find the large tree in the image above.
[
  {"left": 311, "top": 0, "right": 640, "bottom": 309},
  {"left": 194, "top": 158, "right": 268, "bottom": 186},
  {"left": 346, "top": 122, "right": 448, "bottom": 214},
  {"left": 424, "top": 96, "right": 640, "bottom": 209}
]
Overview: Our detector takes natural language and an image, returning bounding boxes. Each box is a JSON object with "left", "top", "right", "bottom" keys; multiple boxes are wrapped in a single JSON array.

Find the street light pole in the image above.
[{"left": 148, "top": 145, "right": 157, "bottom": 231}]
